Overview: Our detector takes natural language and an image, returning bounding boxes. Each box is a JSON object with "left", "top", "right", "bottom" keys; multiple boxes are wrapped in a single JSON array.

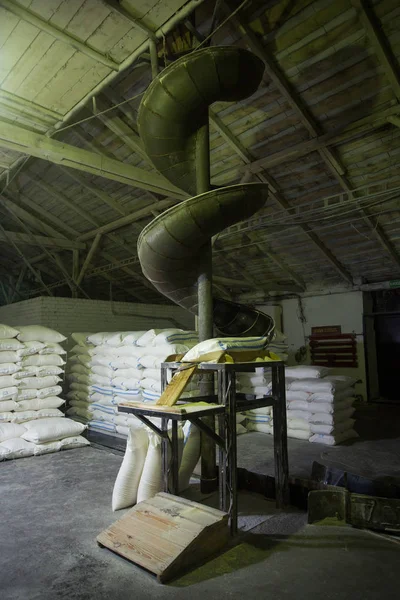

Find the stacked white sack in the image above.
[
  {"left": 135, "top": 328, "right": 199, "bottom": 403},
  {"left": 267, "top": 329, "right": 289, "bottom": 361},
  {"left": 285, "top": 366, "right": 358, "bottom": 445},
  {"left": 0, "top": 325, "right": 88, "bottom": 460},
  {"left": 66, "top": 329, "right": 201, "bottom": 438},
  {"left": 243, "top": 364, "right": 358, "bottom": 445}
]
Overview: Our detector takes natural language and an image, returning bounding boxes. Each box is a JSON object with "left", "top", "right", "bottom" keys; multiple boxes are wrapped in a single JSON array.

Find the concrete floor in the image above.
[{"left": 1, "top": 403, "right": 400, "bottom": 600}]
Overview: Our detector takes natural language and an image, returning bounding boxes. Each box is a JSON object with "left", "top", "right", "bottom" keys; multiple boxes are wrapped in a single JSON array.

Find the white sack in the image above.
[
  {"left": 310, "top": 407, "right": 356, "bottom": 425},
  {"left": 309, "top": 429, "right": 358, "bottom": 446},
  {"left": 178, "top": 422, "right": 200, "bottom": 493},
  {"left": 39, "top": 342, "right": 66, "bottom": 355},
  {"left": 37, "top": 385, "right": 63, "bottom": 399},
  {"left": 0, "top": 375, "right": 20, "bottom": 389},
  {"left": 136, "top": 430, "right": 163, "bottom": 503},
  {"left": 105, "top": 331, "right": 147, "bottom": 347},
  {"left": 17, "top": 388, "right": 37, "bottom": 401},
  {"left": 22, "top": 417, "right": 85, "bottom": 443},
  {"left": 22, "top": 354, "right": 65, "bottom": 367},
  {"left": 0, "top": 363, "right": 21, "bottom": 375},
  {"left": 0, "top": 386, "right": 18, "bottom": 401},
  {"left": 18, "top": 341, "right": 46, "bottom": 356},
  {"left": 0, "top": 437, "right": 35, "bottom": 460},
  {"left": 285, "top": 365, "right": 329, "bottom": 379},
  {"left": 0, "top": 338, "right": 24, "bottom": 351},
  {"left": 16, "top": 397, "right": 64, "bottom": 411},
  {"left": 0, "top": 422, "right": 27, "bottom": 443},
  {"left": 18, "top": 375, "right": 61, "bottom": 389},
  {"left": 17, "top": 326, "right": 66, "bottom": 343},
  {"left": 0, "top": 351, "right": 21, "bottom": 364},
  {"left": 71, "top": 332, "right": 92, "bottom": 346},
  {"left": 112, "top": 427, "right": 149, "bottom": 511},
  {"left": 310, "top": 418, "right": 356, "bottom": 435},
  {"left": 0, "top": 324, "right": 19, "bottom": 339},
  {"left": 34, "top": 435, "right": 89, "bottom": 456}
]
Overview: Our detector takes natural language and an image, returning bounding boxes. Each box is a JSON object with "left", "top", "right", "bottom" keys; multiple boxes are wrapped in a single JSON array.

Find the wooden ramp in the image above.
[{"left": 97, "top": 492, "right": 229, "bottom": 583}]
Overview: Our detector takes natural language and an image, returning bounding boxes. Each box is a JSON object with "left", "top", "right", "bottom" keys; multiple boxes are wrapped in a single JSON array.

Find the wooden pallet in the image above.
[{"left": 97, "top": 492, "right": 229, "bottom": 583}]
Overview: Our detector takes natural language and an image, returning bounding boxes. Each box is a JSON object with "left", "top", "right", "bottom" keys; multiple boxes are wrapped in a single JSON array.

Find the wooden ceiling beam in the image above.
[
  {"left": 352, "top": 0, "right": 400, "bottom": 102},
  {"left": 93, "top": 97, "right": 148, "bottom": 162},
  {"left": 0, "top": 121, "right": 187, "bottom": 199},
  {"left": 209, "top": 111, "right": 351, "bottom": 285},
  {"left": 230, "top": 8, "right": 400, "bottom": 273},
  {"left": 58, "top": 167, "right": 128, "bottom": 216},
  {"left": 103, "top": 0, "right": 158, "bottom": 40},
  {"left": 1, "top": 0, "right": 119, "bottom": 71},
  {"left": 0, "top": 230, "right": 84, "bottom": 250},
  {"left": 76, "top": 234, "right": 102, "bottom": 286}
]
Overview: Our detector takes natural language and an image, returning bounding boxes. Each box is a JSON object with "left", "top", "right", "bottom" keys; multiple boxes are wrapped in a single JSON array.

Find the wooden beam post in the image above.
[{"left": 76, "top": 234, "right": 102, "bottom": 286}]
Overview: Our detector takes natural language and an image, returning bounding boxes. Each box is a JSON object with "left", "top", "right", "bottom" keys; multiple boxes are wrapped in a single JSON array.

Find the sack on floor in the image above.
[
  {"left": 136, "top": 430, "right": 163, "bottom": 504},
  {"left": 21, "top": 417, "right": 85, "bottom": 444},
  {"left": 0, "top": 422, "right": 27, "bottom": 443},
  {"left": 178, "top": 422, "right": 200, "bottom": 493},
  {"left": 112, "top": 427, "right": 149, "bottom": 511},
  {"left": 309, "top": 429, "right": 358, "bottom": 446},
  {"left": 17, "top": 326, "right": 66, "bottom": 343},
  {"left": 0, "top": 437, "right": 35, "bottom": 460},
  {"left": 310, "top": 418, "right": 356, "bottom": 436},
  {"left": 287, "top": 428, "right": 310, "bottom": 440},
  {"left": 34, "top": 435, "right": 90, "bottom": 456}
]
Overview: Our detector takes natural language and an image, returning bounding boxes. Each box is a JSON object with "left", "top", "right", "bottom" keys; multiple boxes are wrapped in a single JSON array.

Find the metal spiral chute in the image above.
[{"left": 137, "top": 47, "right": 274, "bottom": 342}]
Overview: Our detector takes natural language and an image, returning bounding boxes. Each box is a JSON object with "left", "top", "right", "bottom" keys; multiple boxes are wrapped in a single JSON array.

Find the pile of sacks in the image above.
[
  {"left": 285, "top": 366, "right": 358, "bottom": 445},
  {"left": 0, "top": 323, "right": 88, "bottom": 460},
  {"left": 66, "top": 329, "right": 201, "bottom": 438},
  {"left": 241, "top": 365, "right": 358, "bottom": 446},
  {"left": 112, "top": 418, "right": 201, "bottom": 511}
]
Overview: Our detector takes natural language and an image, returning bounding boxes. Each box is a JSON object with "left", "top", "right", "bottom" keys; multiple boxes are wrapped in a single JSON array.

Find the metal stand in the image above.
[{"left": 118, "top": 360, "right": 289, "bottom": 536}]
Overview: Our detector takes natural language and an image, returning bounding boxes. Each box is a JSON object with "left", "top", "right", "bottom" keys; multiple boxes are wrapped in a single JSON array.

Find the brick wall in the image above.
[{"left": 0, "top": 297, "right": 194, "bottom": 348}]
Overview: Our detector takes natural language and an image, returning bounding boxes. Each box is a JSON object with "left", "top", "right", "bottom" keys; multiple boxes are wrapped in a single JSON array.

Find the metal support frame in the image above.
[
  {"left": 195, "top": 119, "right": 217, "bottom": 493},
  {"left": 119, "top": 359, "right": 289, "bottom": 536}
]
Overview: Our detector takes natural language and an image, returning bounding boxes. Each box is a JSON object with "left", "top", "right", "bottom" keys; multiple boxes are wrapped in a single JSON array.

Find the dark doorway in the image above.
[{"left": 375, "top": 314, "right": 400, "bottom": 402}]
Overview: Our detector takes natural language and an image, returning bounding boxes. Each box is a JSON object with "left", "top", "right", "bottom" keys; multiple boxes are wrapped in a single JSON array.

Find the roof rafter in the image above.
[
  {"left": 0, "top": 121, "right": 187, "bottom": 199},
  {"left": 229, "top": 6, "right": 400, "bottom": 273},
  {"left": 1, "top": 0, "right": 119, "bottom": 71}
]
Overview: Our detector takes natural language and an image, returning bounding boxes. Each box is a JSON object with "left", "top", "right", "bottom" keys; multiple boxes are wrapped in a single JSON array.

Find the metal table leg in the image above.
[
  {"left": 272, "top": 363, "right": 289, "bottom": 508},
  {"left": 226, "top": 371, "right": 238, "bottom": 535},
  {"left": 170, "top": 420, "right": 179, "bottom": 495},
  {"left": 217, "top": 370, "right": 226, "bottom": 513},
  {"left": 161, "top": 417, "right": 169, "bottom": 493}
]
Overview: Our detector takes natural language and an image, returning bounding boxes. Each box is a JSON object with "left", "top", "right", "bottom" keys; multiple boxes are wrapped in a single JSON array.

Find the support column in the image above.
[{"left": 196, "top": 121, "right": 218, "bottom": 493}]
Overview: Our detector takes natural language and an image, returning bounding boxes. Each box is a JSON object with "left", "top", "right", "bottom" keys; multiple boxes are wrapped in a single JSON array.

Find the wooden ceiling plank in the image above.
[
  {"left": 352, "top": 0, "right": 400, "bottom": 102},
  {"left": 1, "top": 0, "right": 119, "bottom": 71}
]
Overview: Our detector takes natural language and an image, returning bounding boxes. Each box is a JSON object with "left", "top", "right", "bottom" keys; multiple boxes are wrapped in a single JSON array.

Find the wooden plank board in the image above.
[
  {"left": 156, "top": 365, "right": 198, "bottom": 406},
  {"left": 0, "top": 20, "right": 39, "bottom": 86},
  {"left": 118, "top": 401, "right": 220, "bottom": 415},
  {"left": 97, "top": 492, "right": 228, "bottom": 583}
]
